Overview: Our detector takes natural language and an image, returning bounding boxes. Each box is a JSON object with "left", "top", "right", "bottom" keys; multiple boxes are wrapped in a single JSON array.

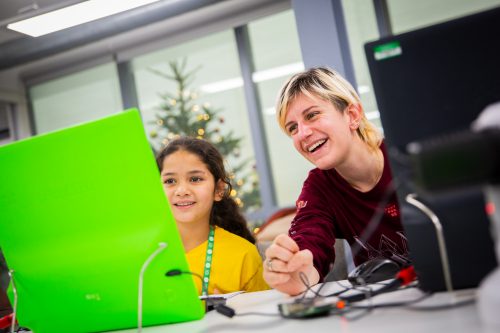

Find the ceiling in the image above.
[
  {"left": 0, "top": 0, "right": 288, "bottom": 74},
  {"left": 0, "top": 0, "right": 84, "bottom": 44}
]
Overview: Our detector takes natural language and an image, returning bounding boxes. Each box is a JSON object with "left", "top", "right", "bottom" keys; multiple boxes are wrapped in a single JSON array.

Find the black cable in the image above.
[
  {"left": 346, "top": 291, "right": 432, "bottom": 311},
  {"left": 339, "top": 278, "right": 401, "bottom": 303},
  {"left": 280, "top": 167, "right": 397, "bottom": 297},
  {"left": 405, "top": 297, "right": 475, "bottom": 311},
  {"left": 335, "top": 262, "right": 419, "bottom": 304},
  {"left": 281, "top": 266, "right": 421, "bottom": 320},
  {"left": 319, "top": 177, "right": 411, "bottom": 299},
  {"left": 297, "top": 272, "right": 351, "bottom": 300},
  {"left": 349, "top": 178, "right": 403, "bottom": 261},
  {"left": 340, "top": 307, "right": 373, "bottom": 321},
  {"left": 165, "top": 269, "right": 211, "bottom": 311},
  {"left": 217, "top": 289, "right": 472, "bottom": 320},
  {"left": 289, "top": 176, "right": 412, "bottom": 315},
  {"left": 236, "top": 312, "right": 281, "bottom": 317},
  {"left": 283, "top": 263, "right": 421, "bottom": 322},
  {"left": 322, "top": 286, "right": 351, "bottom": 298},
  {"left": 298, "top": 272, "right": 312, "bottom": 300},
  {"left": 297, "top": 272, "right": 332, "bottom": 300},
  {"left": 322, "top": 291, "right": 432, "bottom": 322},
  {"left": 215, "top": 305, "right": 280, "bottom": 318},
  {"left": 213, "top": 263, "right": 467, "bottom": 320},
  {"left": 166, "top": 269, "right": 280, "bottom": 318}
]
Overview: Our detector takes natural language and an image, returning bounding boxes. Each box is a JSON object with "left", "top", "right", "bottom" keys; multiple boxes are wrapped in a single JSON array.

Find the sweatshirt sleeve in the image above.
[{"left": 289, "top": 172, "right": 337, "bottom": 281}]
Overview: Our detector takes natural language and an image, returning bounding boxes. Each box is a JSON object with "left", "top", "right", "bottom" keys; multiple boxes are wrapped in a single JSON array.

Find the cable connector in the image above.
[
  {"left": 215, "top": 304, "right": 236, "bottom": 318},
  {"left": 340, "top": 265, "right": 417, "bottom": 303},
  {"left": 165, "top": 269, "right": 182, "bottom": 276}
]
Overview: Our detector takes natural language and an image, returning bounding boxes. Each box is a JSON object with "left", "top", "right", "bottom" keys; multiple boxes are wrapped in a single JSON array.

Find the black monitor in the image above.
[
  {"left": 365, "top": 6, "right": 500, "bottom": 152},
  {"left": 364, "top": 7, "right": 499, "bottom": 292}
]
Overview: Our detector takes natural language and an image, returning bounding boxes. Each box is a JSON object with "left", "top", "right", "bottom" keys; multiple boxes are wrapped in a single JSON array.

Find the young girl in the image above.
[{"left": 156, "top": 137, "right": 269, "bottom": 296}]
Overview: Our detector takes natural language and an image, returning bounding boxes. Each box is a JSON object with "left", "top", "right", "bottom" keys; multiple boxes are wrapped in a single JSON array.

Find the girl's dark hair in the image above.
[{"left": 156, "top": 137, "right": 255, "bottom": 244}]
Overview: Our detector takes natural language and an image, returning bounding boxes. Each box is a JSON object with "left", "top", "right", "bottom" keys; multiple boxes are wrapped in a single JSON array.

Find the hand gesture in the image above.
[{"left": 263, "top": 234, "right": 319, "bottom": 295}]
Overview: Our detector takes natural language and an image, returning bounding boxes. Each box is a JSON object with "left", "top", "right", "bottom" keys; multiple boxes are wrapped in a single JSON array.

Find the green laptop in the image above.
[{"left": 0, "top": 110, "right": 204, "bottom": 333}]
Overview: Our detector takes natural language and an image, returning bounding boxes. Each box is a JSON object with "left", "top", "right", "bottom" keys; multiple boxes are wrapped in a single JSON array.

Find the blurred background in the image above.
[{"left": 1, "top": 0, "right": 500, "bottom": 224}]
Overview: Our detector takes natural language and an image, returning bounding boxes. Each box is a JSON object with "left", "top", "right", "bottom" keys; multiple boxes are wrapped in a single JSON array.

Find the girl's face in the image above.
[
  {"left": 284, "top": 93, "right": 359, "bottom": 170},
  {"left": 160, "top": 150, "right": 223, "bottom": 227}
]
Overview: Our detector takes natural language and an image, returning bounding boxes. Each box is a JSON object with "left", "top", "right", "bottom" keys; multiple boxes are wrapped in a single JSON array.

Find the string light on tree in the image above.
[{"left": 148, "top": 58, "right": 260, "bottom": 211}]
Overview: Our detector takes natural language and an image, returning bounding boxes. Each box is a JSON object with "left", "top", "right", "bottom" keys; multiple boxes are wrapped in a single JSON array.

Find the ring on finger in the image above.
[{"left": 267, "top": 258, "right": 274, "bottom": 272}]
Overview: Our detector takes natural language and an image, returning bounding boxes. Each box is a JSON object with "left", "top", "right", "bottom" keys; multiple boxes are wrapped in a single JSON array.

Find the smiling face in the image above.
[
  {"left": 161, "top": 149, "right": 223, "bottom": 228},
  {"left": 284, "top": 93, "right": 359, "bottom": 170}
]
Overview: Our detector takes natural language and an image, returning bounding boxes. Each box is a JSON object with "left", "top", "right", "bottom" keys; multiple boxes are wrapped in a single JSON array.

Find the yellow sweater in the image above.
[{"left": 186, "top": 226, "right": 269, "bottom": 295}]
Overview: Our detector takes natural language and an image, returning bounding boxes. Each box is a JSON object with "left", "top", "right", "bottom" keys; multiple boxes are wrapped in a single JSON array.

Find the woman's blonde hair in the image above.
[{"left": 276, "top": 66, "right": 382, "bottom": 150}]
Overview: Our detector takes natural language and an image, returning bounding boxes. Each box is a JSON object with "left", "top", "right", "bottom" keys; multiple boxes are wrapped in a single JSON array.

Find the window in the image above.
[
  {"left": 387, "top": 0, "right": 500, "bottom": 34},
  {"left": 30, "top": 63, "right": 122, "bottom": 134},
  {"left": 248, "top": 10, "right": 308, "bottom": 207},
  {"left": 132, "top": 30, "right": 261, "bottom": 212},
  {"left": 341, "top": 0, "right": 381, "bottom": 129}
]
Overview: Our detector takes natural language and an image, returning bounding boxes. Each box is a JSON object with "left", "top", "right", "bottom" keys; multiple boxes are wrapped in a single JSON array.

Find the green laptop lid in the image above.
[{"left": 0, "top": 110, "right": 204, "bottom": 333}]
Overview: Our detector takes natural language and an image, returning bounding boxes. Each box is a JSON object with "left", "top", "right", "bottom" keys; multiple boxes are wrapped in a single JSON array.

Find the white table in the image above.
[{"left": 114, "top": 281, "right": 490, "bottom": 333}]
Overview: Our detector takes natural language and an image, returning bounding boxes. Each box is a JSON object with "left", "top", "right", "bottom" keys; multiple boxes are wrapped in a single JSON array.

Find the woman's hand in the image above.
[{"left": 263, "top": 234, "right": 319, "bottom": 295}]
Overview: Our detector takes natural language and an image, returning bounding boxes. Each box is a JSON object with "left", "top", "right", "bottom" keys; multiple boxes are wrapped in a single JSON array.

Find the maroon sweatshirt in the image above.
[{"left": 289, "top": 143, "right": 409, "bottom": 281}]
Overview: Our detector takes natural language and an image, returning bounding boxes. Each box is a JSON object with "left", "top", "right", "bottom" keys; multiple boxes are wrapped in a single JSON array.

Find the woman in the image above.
[{"left": 263, "top": 67, "right": 409, "bottom": 295}]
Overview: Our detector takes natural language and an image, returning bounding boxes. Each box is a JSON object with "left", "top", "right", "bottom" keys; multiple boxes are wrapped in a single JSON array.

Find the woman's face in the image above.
[
  {"left": 160, "top": 150, "right": 223, "bottom": 227},
  {"left": 284, "top": 93, "right": 357, "bottom": 170}
]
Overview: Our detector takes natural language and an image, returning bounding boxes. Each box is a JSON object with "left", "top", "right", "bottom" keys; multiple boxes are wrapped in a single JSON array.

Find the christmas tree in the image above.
[{"left": 149, "top": 58, "right": 261, "bottom": 212}]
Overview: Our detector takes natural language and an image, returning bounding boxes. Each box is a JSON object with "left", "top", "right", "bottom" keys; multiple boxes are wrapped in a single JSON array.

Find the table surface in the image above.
[{"left": 113, "top": 281, "right": 490, "bottom": 333}]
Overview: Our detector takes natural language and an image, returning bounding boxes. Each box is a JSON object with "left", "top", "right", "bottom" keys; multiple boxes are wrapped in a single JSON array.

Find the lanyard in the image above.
[{"left": 201, "top": 225, "right": 215, "bottom": 296}]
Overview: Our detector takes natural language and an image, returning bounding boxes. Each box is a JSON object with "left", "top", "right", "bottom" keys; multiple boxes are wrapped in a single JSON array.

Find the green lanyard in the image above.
[{"left": 201, "top": 225, "right": 215, "bottom": 296}]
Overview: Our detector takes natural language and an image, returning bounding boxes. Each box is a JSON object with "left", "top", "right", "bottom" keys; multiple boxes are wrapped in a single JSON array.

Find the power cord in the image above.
[
  {"left": 297, "top": 272, "right": 351, "bottom": 299},
  {"left": 165, "top": 269, "right": 212, "bottom": 312},
  {"left": 277, "top": 265, "right": 420, "bottom": 319},
  {"left": 167, "top": 265, "right": 471, "bottom": 321}
]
